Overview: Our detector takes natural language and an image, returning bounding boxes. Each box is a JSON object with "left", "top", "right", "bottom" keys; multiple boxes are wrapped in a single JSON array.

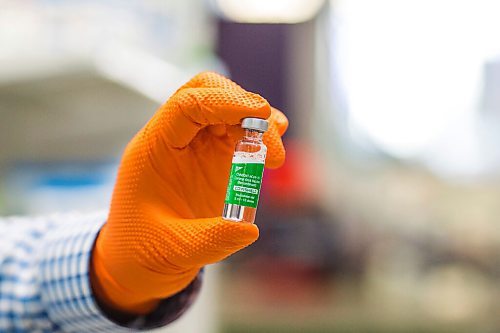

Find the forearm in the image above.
[{"left": 0, "top": 212, "right": 200, "bottom": 332}]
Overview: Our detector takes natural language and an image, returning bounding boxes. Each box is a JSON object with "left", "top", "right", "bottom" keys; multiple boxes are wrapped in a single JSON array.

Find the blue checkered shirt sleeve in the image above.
[{"left": 0, "top": 211, "right": 201, "bottom": 332}]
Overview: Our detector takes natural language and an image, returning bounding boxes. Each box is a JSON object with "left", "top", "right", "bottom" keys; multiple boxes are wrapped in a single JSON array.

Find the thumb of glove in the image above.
[
  {"left": 159, "top": 217, "right": 260, "bottom": 269},
  {"left": 92, "top": 216, "right": 259, "bottom": 314}
]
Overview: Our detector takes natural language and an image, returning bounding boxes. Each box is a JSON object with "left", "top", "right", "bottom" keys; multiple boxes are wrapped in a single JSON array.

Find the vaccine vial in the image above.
[{"left": 223, "top": 118, "right": 269, "bottom": 223}]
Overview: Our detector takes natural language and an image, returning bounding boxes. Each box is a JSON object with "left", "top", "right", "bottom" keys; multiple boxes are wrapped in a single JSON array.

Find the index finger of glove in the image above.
[
  {"left": 162, "top": 87, "right": 271, "bottom": 148},
  {"left": 177, "top": 71, "right": 244, "bottom": 91}
]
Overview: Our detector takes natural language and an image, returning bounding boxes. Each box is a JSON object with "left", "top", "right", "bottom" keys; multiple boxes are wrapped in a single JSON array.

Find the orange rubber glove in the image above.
[{"left": 91, "top": 72, "right": 288, "bottom": 315}]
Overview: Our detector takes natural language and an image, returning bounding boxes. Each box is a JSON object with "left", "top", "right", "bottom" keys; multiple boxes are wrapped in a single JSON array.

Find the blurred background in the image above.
[{"left": 1, "top": 0, "right": 500, "bottom": 332}]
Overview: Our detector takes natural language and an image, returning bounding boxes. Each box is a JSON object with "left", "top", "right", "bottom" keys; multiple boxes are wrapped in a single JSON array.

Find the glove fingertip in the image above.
[
  {"left": 265, "top": 155, "right": 286, "bottom": 169},
  {"left": 263, "top": 129, "right": 286, "bottom": 169},
  {"left": 270, "top": 107, "right": 289, "bottom": 136},
  {"left": 237, "top": 91, "right": 271, "bottom": 121},
  {"left": 217, "top": 219, "right": 260, "bottom": 245}
]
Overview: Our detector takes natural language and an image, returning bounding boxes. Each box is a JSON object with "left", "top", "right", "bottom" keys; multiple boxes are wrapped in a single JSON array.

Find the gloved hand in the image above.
[{"left": 91, "top": 72, "right": 288, "bottom": 315}]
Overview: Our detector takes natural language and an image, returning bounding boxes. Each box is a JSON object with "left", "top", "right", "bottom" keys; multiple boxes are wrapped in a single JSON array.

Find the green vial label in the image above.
[{"left": 224, "top": 162, "right": 265, "bottom": 208}]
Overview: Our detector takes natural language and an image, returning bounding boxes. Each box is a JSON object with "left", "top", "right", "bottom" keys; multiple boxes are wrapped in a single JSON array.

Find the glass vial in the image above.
[{"left": 223, "top": 118, "right": 269, "bottom": 223}]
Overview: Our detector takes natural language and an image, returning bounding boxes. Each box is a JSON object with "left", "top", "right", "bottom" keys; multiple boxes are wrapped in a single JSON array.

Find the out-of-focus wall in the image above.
[{"left": 213, "top": 1, "right": 500, "bottom": 332}]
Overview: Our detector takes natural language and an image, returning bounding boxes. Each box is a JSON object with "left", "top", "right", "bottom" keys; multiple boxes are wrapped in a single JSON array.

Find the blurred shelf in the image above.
[{"left": 0, "top": 50, "right": 192, "bottom": 167}]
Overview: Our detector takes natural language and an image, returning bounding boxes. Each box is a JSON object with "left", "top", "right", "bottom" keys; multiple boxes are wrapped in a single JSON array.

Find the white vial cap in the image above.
[{"left": 241, "top": 117, "right": 269, "bottom": 132}]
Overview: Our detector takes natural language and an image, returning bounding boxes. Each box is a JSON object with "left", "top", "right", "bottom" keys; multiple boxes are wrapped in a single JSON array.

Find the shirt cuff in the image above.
[{"left": 39, "top": 212, "right": 201, "bottom": 332}]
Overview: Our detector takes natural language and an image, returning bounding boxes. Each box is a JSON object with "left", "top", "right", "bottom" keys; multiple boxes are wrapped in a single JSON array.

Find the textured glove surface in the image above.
[{"left": 92, "top": 72, "right": 288, "bottom": 314}]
